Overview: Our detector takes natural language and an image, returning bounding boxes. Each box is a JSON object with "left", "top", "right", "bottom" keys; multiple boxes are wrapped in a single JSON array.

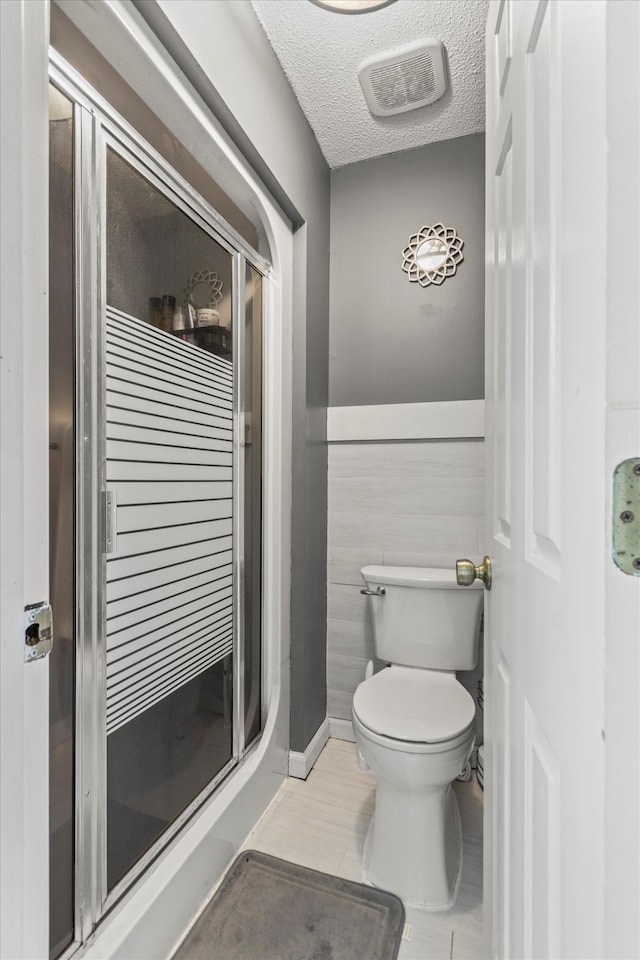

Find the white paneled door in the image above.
[{"left": 485, "top": 1, "right": 639, "bottom": 958}]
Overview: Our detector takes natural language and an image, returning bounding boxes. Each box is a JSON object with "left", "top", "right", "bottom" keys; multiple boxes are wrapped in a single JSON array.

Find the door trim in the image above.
[{"left": 0, "top": 3, "right": 51, "bottom": 959}]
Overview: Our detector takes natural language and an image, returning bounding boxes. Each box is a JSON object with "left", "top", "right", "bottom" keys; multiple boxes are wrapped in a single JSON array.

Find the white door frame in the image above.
[
  {"left": 601, "top": 3, "right": 640, "bottom": 954},
  {"left": 0, "top": 2, "right": 51, "bottom": 958}
]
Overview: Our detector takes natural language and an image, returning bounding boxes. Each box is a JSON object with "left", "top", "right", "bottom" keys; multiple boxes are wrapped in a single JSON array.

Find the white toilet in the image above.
[{"left": 352, "top": 565, "right": 483, "bottom": 911}]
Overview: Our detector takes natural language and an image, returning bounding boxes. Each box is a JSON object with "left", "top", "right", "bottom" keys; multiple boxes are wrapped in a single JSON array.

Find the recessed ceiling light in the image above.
[{"left": 309, "top": 0, "right": 398, "bottom": 14}]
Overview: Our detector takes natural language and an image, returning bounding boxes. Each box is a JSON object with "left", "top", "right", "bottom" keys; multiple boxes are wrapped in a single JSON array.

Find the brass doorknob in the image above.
[{"left": 456, "top": 556, "right": 492, "bottom": 590}]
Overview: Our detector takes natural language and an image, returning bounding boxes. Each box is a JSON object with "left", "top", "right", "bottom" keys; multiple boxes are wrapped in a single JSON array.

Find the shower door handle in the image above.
[{"left": 105, "top": 489, "right": 118, "bottom": 554}]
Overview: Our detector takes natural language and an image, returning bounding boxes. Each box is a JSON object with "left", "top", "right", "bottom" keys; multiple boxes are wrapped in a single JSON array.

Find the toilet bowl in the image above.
[
  {"left": 353, "top": 666, "right": 476, "bottom": 910},
  {"left": 353, "top": 566, "right": 483, "bottom": 911}
]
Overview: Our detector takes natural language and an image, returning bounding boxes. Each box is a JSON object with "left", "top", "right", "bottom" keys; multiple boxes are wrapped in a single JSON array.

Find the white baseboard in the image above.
[
  {"left": 288, "top": 717, "right": 330, "bottom": 779},
  {"left": 328, "top": 717, "right": 355, "bottom": 742}
]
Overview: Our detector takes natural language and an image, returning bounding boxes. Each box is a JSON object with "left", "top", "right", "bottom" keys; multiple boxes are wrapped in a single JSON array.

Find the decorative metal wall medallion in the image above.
[
  {"left": 183, "top": 269, "right": 224, "bottom": 309},
  {"left": 401, "top": 223, "right": 464, "bottom": 287}
]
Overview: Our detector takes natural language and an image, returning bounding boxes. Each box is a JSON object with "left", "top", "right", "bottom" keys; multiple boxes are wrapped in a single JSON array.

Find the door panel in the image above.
[
  {"left": 524, "top": 2, "right": 561, "bottom": 572},
  {"left": 492, "top": 657, "right": 511, "bottom": 960},
  {"left": 523, "top": 701, "right": 560, "bottom": 959},
  {"left": 104, "top": 146, "right": 237, "bottom": 889},
  {"left": 106, "top": 659, "right": 232, "bottom": 889},
  {"left": 486, "top": 1, "right": 609, "bottom": 956},
  {"left": 493, "top": 123, "right": 513, "bottom": 545}
]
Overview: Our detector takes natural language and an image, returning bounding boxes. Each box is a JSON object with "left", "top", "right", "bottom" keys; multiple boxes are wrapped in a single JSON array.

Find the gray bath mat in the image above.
[{"left": 174, "top": 849, "right": 405, "bottom": 960}]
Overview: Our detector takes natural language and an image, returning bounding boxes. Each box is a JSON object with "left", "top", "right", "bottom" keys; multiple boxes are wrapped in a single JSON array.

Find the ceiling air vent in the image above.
[{"left": 358, "top": 39, "right": 447, "bottom": 117}]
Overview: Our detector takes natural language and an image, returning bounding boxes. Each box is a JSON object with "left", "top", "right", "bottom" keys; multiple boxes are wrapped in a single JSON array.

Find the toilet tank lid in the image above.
[{"left": 361, "top": 565, "right": 482, "bottom": 589}]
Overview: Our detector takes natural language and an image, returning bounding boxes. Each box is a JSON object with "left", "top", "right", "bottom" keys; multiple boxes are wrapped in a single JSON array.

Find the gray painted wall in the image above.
[
  {"left": 330, "top": 135, "right": 485, "bottom": 407},
  {"left": 136, "top": 0, "right": 330, "bottom": 755}
]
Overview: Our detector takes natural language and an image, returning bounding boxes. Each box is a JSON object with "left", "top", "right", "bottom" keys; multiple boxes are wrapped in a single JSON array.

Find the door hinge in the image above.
[
  {"left": 24, "top": 602, "right": 53, "bottom": 662},
  {"left": 612, "top": 457, "right": 640, "bottom": 576}
]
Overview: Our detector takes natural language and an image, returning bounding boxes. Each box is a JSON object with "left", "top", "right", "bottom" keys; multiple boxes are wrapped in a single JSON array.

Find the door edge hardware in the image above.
[
  {"left": 24, "top": 602, "right": 54, "bottom": 662},
  {"left": 456, "top": 556, "right": 492, "bottom": 590},
  {"left": 612, "top": 457, "right": 640, "bottom": 576}
]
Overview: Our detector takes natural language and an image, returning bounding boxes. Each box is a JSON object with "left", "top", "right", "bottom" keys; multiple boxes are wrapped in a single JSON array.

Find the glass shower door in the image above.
[
  {"left": 104, "top": 147, "right": 236, "bottom": 890},
  {"left": 48, "top": 57, "right": 268, "bottom": 940}
]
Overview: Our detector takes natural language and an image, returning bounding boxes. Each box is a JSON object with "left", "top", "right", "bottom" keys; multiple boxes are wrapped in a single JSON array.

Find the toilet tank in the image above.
[{"left": 361, "top": 565, "right": 483, "bottom": 671}]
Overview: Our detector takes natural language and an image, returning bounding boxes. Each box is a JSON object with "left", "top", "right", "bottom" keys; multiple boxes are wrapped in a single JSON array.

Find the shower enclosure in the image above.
[{"left": 48, "top": 57, "right": 267, "bottom": 959}]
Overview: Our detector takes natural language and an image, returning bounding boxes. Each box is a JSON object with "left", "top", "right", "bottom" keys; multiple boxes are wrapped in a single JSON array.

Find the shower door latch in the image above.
[{"left": 24, "top": 602, "right": 53, "bottom": 663}]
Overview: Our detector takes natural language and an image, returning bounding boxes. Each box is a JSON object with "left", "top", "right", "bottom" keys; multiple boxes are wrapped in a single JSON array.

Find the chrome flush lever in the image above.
[{"left": 360, "top": 586, "right": 385, "bottom": 596}]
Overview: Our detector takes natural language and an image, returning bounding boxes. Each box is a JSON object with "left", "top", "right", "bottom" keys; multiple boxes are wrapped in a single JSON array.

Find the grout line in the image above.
[{"left": 241, "top": 789, "right": 284, "bottom": 848}]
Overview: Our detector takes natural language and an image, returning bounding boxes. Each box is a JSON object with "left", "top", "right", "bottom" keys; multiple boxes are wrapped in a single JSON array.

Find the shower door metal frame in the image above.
[{"left": 49, "top": 50, "right": 270, "bottom": 952}]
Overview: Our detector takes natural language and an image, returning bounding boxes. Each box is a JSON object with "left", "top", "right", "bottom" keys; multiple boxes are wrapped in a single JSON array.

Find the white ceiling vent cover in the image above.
[{"left": 358, "top": 38, "right": 447, "bottom": 117}]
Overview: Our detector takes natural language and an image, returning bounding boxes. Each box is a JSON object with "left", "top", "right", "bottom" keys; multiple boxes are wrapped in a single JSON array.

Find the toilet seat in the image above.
[{"left": 352, "top": 666, "right": 476, "bottom": 744}]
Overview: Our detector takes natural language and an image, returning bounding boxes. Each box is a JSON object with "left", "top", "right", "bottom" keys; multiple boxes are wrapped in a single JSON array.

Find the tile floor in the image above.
[{"left": 241, "top": 737, "right": 484, "bottom": 960}]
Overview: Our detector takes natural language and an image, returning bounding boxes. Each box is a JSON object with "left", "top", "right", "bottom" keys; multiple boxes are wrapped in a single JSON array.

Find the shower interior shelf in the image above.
[{"left": 171, "top": 324, "right": 232, "bottom": 358}]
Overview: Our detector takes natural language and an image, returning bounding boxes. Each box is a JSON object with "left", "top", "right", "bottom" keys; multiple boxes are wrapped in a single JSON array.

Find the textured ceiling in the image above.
[{"left": 251, "top": 0, "right": 488, "bottom": 168}]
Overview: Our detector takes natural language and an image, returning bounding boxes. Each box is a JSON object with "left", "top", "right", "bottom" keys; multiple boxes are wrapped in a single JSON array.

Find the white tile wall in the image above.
[{"left": 327, "top": 439, "right": 485, "bottom": 720}]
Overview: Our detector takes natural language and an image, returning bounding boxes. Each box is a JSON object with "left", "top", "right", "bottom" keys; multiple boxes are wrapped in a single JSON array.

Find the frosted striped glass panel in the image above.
[{"left": 105, "top": 309, "right": 233, "bottom": 734}]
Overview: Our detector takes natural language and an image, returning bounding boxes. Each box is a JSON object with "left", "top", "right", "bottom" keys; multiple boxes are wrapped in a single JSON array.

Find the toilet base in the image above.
[{"left": 362, "top": 782, "right": 464, "bottom": 912}]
